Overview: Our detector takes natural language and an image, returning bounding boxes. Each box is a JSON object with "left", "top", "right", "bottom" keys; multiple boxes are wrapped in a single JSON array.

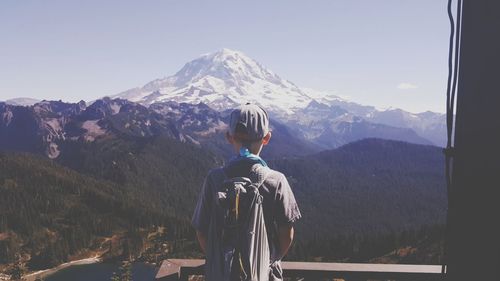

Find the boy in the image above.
[{"left": 191, "top": 103, "right": 301, "bottom": 280}]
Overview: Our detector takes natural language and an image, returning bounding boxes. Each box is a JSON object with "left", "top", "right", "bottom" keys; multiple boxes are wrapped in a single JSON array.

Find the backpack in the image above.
[{"left": 206, "top": 164, "right": 271, "bottom": 281}]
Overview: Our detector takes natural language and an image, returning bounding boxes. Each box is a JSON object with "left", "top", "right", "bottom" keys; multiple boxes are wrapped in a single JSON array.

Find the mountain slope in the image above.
[
  {"left": 0, "top": 133, "right": 222, "bottom": 272},
  {"left": 1, "top": 136, "right": 446, "bottom": 269},
  {"left": 272, "top": 138, "right": 446, "bottom": 234},
  {"left": 270, "top": 139, "right": 447, "bottom": 260},
  {"left": 0, "top": 151, "right": 174, "bottom": 269},
  {"left": 56, "top": 135, "right": 221, "bottom": 218}
]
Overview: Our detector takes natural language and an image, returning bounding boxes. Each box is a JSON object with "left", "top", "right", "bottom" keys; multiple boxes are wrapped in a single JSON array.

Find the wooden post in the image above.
[
  {"left": 446, "top": 0, "right": 500, "bottom": 280},
  {"left": 179, "top": 270, "right": 188, "bottom": 281}
]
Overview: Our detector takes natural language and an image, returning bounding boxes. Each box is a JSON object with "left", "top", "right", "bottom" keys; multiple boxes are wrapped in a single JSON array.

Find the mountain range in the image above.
[
  {"left": 112, "top": 48, "right": 447, "bottom": 147},
  {"left": 0, "top": 98, "right": 318, "bottom": 160},
  {"left": 0, "top": 50, "right": 446, "bottom": 162}
]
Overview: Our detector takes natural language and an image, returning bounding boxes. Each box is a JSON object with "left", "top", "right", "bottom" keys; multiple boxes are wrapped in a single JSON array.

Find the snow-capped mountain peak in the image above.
[
  {"left": 110, "top": 48, "right": 446, "bottom": 146},
  {"left": 114, "top": 48, "right": 312, "bottom": 116},
  {"left": 171, "top": 48, "right": 282, "bottom": 87}
]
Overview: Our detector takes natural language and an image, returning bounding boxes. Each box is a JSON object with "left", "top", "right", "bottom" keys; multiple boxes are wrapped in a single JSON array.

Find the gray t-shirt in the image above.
[{"left": 191, "top": 157, "right": 302, "bottom": 260}]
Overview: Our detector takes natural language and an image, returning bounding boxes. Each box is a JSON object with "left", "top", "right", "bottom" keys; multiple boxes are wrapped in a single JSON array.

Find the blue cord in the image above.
[{"left": 238, "top": 147, "right": 268, "bottom": 167}]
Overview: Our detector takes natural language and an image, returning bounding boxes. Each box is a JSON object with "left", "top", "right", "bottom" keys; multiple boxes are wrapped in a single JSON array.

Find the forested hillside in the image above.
[
  {"left": 56, "top": 135, "right": 221, "bottom": 219},
  {"left": 0, "top": 137, "right": 447, "bottom": 274},
  {"left": 0, "top": 151, "right": 168, "bottom": 270},
  {"left": 0, "top": 135, "right": 221, "bottom": 273},
  {"left": 271, "top": 139, "right": 447, "bottom": 262}
]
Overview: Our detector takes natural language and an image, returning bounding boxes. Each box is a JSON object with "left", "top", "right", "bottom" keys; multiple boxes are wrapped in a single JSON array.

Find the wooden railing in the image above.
[{"left": 155, "top": 259, "right": 445, "bottom": 281}]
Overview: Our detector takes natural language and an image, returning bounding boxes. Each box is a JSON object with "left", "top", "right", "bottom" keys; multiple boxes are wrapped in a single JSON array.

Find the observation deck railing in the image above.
[{"left": 155, "top": 259, "right": 444, "bottom": 281}]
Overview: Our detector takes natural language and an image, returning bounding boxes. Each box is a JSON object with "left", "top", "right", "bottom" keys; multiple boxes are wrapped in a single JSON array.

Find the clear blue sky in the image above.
[{"left": 0, "top": 0, "right": 451, "bottom": 113}]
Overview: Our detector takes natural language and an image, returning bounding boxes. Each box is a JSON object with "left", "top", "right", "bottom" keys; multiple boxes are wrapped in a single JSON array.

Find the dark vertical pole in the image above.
[
  {"left": 179, "top": 270, "right": 188, "bottom": 281},
  {"left": 446, "top": 0, "right": 500, "bottom": 280}
]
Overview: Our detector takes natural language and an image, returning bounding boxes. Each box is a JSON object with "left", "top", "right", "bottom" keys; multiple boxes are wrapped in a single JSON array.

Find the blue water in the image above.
[{"left": 44, "top": 262, "right": 157, "bottom": 281}]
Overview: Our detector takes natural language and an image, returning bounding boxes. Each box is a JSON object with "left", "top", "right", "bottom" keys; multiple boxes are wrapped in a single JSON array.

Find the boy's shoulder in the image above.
[{"left": 261, "top": 168, "right": 287, "bottom": 186}]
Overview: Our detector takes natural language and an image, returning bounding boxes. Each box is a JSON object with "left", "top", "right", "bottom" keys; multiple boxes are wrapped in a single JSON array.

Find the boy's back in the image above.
[{"left": 191, "top": 103, "right": 301, "bottom": 281}]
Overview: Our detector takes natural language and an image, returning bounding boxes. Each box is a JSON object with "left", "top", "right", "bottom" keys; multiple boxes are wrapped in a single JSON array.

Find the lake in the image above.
[{"left": 44, "top": 262, "right": 157, "bottom": 281}]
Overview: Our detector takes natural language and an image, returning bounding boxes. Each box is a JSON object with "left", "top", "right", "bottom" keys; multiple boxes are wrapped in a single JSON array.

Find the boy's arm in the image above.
[
  {"left": 274, "top": 173, "right": 301, "bottom": 261},
  {"left": 192, "top": 173, "right": 215, "bottom": 255},
  {"left": 196, "top": 230, "right": 207, "bottom": 254},
  {"left": 276, "top": 223, "right": 294, "bottom": 261}
]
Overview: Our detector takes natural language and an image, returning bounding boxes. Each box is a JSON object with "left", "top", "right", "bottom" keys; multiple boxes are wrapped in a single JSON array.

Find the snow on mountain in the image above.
[
  {"left": 369, "top": 109, "right": 447, "bottom": 146},
  {"left": 301, "top": 88, "right": 346, "bottom": 104},
  {"left": 290, "top": 101, "right": 446, "bottom": 147},
  {"left": 5, "top": 97, "right": 41, "bottom": 106},
  {"left": 114, "top": 48, "right": 311, "bottom": 116}
]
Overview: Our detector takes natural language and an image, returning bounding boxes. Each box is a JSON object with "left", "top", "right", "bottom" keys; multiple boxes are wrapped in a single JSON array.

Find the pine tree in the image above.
[
  {"left": 120, "top": 261, "right": 132, "bottom": 281},
  {"left": 110, "top": 260, "right": 133, "bottom": 281},
  {"left": 10, "top": 254, "right": 25, "bottom": 281},
  {"left": 110, "top": 271, "right": 120, "bottom": 281}
]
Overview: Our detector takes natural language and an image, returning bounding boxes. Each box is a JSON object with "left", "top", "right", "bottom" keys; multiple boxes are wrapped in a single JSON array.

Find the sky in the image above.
[{"left": 0, "top": 0, "right": 451, "bottom": 113}]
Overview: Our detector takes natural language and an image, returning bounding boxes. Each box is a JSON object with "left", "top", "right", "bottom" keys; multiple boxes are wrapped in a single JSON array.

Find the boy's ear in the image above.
[{"left": 262, "top": 132, "right": 272, "bottom": 145}]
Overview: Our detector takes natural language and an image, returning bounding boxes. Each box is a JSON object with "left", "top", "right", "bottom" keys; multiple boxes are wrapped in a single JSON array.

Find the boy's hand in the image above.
[
  {"left": 196, "top": 230, "right": 207, "bottom": 255},
  {"left": 275, "top": 224, "right": 294, "bottom": 261}
]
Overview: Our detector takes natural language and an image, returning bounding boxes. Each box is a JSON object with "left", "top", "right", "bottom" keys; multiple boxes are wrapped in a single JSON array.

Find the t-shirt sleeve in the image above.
[
  {"left": 191, "top": 174, "right": 212, "bottom": 234},
  {"left": 275, "top": 174, "right": 301, "bottom": 224}
]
